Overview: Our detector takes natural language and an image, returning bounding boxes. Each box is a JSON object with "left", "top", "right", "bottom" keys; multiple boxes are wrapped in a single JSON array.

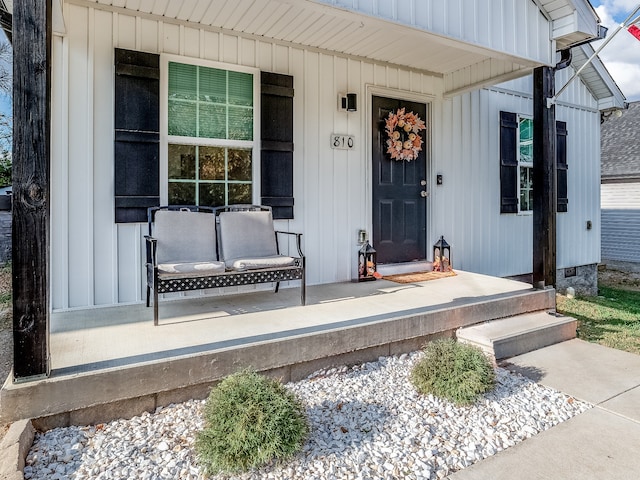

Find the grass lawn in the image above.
[{"left": 557, "top": 285, "right": 640, "bottom": 355}]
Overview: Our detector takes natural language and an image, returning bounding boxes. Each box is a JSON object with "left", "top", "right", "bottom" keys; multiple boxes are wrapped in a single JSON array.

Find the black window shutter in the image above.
[
  {"left": 261, "top": 72, "right": 294, "bottom": 219},
  {"left": 556, "top": 120, "right": 568, "bottom": 213},
  {"left": 500, "top": 111, "right": 518, "bottom": 214},
  {"left": 114, "top": 48, "right": 160, "bottom": 223}
]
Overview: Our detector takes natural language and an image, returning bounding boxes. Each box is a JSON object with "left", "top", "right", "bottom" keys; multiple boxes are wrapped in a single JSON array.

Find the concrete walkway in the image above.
[{"left": 448, "top": 339, "right": 640, "bottom": 480}]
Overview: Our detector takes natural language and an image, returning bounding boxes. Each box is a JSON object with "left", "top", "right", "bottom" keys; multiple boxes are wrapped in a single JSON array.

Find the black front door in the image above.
[{"left": 372, "top": 96, "right": 427, "bottom": 264}]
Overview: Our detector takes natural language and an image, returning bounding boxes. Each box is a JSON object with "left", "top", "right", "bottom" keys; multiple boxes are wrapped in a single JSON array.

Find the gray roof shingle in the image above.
[{"left": 601, "top": 101, "right": 640, "bottom": 180}]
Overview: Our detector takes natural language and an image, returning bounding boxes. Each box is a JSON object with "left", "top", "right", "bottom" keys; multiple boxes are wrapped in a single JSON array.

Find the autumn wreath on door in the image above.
[{"left": 385, "top": 108, "right": 426, "bottom": 161}]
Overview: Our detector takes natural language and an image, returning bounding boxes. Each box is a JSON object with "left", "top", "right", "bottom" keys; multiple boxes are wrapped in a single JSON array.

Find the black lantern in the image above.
[
  {"left": 358, "top": 241, "right": 378, "bottom": 281},
  {"left": 433, "top": 236, "right": 451, "bottom": 272}
]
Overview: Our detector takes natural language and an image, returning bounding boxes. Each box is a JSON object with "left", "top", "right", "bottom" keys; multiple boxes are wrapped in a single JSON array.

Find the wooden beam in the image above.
[
  {"left": 532, "top": 66, "right": 556, "bottom": 289},
  {"left": 12, "top": 0, "right": 52, "bottom": 380}
]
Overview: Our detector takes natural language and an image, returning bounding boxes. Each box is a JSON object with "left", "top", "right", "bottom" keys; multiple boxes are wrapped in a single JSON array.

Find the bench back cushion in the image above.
[
  {"left": 154, "top": 209, "right": 217, "bottom": 263},
  {"left": 217, "top": 210, "right": 278, "bottom": 261}
]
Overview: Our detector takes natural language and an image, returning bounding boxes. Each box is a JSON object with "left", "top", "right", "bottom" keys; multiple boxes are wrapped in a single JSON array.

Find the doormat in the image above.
[{"left": 383, "top": 270, "right": 456, "bottom": 284}]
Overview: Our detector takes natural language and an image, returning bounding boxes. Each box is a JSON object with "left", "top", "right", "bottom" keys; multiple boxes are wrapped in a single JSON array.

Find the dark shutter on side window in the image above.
[
  {"left": 500, "top": 111, "right": 519, "bottom": 214},
  {"left": 556, "top": 120, "right": 568, "bottom": 213},
  {"left": 114, "top": 48, "right": 160, "bottom": 223},
  {"left": 261, "top": 72, "right": 294, "bottom": 219}
]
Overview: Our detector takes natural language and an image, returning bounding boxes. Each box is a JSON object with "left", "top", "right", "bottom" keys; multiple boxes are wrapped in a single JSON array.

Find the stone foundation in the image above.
[{"left": 556, "top": 263, "right": 598, "bottom": 296}]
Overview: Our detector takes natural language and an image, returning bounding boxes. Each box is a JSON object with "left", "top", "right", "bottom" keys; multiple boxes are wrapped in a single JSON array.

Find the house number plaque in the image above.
[{"left": 330, "top": 134, "right": 355, "bottom": 150}]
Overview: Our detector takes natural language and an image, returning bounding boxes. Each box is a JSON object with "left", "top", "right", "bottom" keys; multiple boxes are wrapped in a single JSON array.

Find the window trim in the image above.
[
  {"left": 517, "top": 114, "right": 533, "bottom": 215},
  {"left": 159, "top": 54, "right": 261, "bottom": 206}
]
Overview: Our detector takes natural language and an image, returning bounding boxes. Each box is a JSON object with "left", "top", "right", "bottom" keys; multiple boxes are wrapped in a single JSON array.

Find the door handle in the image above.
[{"left": 420, "top": 191, "right": 429, "bottom": 198}]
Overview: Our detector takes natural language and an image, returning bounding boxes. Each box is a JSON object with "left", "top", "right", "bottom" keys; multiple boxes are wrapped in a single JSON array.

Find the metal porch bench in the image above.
[{"left": 145, "top": 205, "right": 305, "bottom": 325}]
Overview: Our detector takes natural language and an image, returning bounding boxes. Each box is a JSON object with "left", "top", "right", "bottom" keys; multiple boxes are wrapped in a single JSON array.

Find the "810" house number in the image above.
[{"left": 330, "top": 134, "right": 355, "bottom": 150}]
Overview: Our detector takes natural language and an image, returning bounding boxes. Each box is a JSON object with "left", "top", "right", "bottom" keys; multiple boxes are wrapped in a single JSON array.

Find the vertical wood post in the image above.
[
  {"left": 12, "top": 0, "right": 52, "bottom": 380},
  {"left": 532, "top": 66, "right": 556, "bottom": 289}
]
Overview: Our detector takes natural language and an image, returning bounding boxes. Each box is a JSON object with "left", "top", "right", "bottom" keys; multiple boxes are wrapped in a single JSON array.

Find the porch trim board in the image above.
[{"left": 0, "top": 287, "right": 554, "bottom": 426}]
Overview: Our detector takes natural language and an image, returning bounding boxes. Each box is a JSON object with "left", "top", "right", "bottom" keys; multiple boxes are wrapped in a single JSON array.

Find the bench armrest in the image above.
[
  {"left": 144, "top": 235, "right": 158, "bottom": 266},
  {"left": 275, "top": 231, "right": 304, "bottom": 258}
]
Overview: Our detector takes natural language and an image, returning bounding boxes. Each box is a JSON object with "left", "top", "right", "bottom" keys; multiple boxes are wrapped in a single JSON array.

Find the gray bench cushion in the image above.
[
  {"left": 154, "top": 209, "right": 218, "bottom": 264},
  {"left": 158, "top": 261, "right": 226, "bottom": 278},
  {"left": 226, "top": 255, "right": 296, "bottom": 271},
  {"left": 217, "top": 210, "right": 278, "bottom": 261}
]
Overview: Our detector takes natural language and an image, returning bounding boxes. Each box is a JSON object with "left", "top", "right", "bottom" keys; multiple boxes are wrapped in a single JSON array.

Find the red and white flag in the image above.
[{"left": 629, "top": 23, "right": 640, "bottom": 41}]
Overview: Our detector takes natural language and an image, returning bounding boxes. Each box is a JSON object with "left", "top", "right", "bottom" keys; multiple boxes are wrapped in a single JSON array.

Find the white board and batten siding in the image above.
[
  {"left": 51, "top": 2, "right": 603, "bottom": 311},
  {"left": 432, "top": 70, "right": 602, "bottom": 278},
  {"left": 50, "top": 3, "right": 442, "bottom": 310},
  {"left": 601, "top": 183, "right": 640, "bottom": 263}
]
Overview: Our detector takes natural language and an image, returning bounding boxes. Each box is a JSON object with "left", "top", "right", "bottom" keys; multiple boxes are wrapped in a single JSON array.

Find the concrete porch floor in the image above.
[{"left": 0, "top": 271, "right": 555, "bottom": 426}]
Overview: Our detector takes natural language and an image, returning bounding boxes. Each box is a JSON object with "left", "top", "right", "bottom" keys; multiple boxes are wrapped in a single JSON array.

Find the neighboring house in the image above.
[
  {"left": 7, "top": 0, "right": 626, "bottom": 378},
  {"left": 601, "top": 101, "right": 640, "bottom": 265}
]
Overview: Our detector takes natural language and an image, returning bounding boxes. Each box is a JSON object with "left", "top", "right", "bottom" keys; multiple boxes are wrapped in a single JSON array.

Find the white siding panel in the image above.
[
  {"left": 140, "top": 18, "right": 159, "bottom": 52},
  {"left": 183, "top": 26, "right": 200, "bottom": 58},
  {"left": 396, "top": 0, "right": 414, "bottom": 25},
  {"left": 51, "top": 34, "right": 69, "bottom": 310},
  {"left": 222, "top": 33, "right": 238, "bottom": 64},
  {"left": 67, "top": 4, "right": 93, "bottom": 308},
  {"left": 240, "top": 38, "right": 256, "bottom": 67},
  {"left": 602, "top": 183, "right": 640, "bottom": 263},
  {"left": 202, "top": 31, "right": 220, "bottom": 61},
  {"left": 93, "top": 9, "right": 117, "bottom": 306},
  {"left": 318, "top": 54, "right": 336, "bottom": 282},
  {"left": 257, "top": 41, "right": 273, "bottom": 71},
  {"left": 274, "top": 44, "right": 289, "bottom": 73},
  {"left": 556, "top": 104, "right": 601, "bottom": 268},
  {"left": 116, "top": 224, "right": 143, "bottom": 303},
  {"left": 313, "top": 0, "right": 552, "bottom": 65},
  {"left": 116, "top": 13, "right": 136, "bottom": 49},
  {"left": 162, "top": 22, "right": 180, "bottom": 54},
  {"left": 289, "top": 46, "right": 306, "bottom": 241},
  {"left": 302, "top": 50, "right": 322, "bottom": 284}
]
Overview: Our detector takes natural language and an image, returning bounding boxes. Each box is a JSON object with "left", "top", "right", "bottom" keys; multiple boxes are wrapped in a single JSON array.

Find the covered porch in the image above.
[
  {"left": 7, "top": 0, "right": 611, "bottom": 390},
  {"left": 1, "top": 271, "right": 554, "bottom": 425}
]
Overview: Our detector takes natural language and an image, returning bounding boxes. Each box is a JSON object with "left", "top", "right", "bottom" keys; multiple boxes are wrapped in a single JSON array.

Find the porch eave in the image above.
[{"left": 69, "top": 0, "right": 553, "bottom": 92}]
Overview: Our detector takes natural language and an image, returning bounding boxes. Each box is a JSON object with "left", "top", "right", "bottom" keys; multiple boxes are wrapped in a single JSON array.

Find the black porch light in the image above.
[
  {"left": 433, "top": 236, "right": 451, "bottom": 272},
  {"left": 358, "top": 241, "right": 377, "bottom": 281}
]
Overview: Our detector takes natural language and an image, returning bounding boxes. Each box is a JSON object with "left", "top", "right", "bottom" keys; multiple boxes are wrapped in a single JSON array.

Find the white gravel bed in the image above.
[{"left": 24, "top": 351, "right": 591, "bottom": 480}]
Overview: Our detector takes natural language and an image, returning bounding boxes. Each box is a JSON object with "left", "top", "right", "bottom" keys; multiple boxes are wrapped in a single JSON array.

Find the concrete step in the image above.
[{"left": 457, "top": 311, "right": 577, "bottom": 360}]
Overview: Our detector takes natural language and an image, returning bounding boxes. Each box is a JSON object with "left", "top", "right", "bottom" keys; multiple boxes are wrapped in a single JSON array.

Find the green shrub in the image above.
[
  {"left": 0, "top": 153, "right": 10, "bottom": 188},
  {"left": 196, "top": 370, "right": 308, "bottom": 474},
  {"left": 410, "top": 339, "right": 495, "bottom": 406}
]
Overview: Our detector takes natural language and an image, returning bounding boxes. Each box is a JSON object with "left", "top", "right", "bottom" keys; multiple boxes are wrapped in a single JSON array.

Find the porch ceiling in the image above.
[{"left": 85, "top": 0, "right": 538, "bottom": 92}]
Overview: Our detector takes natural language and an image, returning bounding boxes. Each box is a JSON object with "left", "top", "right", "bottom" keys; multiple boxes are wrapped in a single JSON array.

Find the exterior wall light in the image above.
[{"left": 338, "top": 93, "right": 357, "bottom": 112}]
